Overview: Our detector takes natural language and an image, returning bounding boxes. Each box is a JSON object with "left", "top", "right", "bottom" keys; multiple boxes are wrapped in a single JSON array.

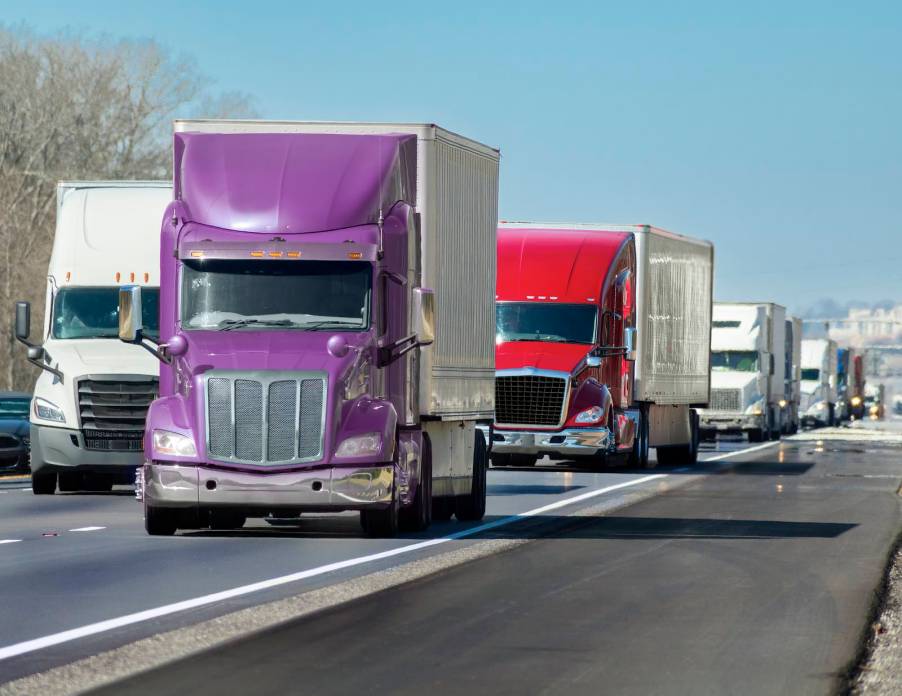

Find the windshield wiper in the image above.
[
  {"left": 217, "top": 318, "right": 294, "bottom": 332},
  {"left": 294, "top": 320, "right": 363, "bottom": 331}
]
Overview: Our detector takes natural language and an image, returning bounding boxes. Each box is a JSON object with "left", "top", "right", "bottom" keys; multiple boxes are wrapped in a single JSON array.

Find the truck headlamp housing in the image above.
[
  {"left": 574, "top": 406, "right": 605, "bottom": 424},
  {"left": 34, "top": 398, "right": 65, "bottom": 423},
  {"left": 335, "top": 432, "right": 382, "bottom": 458},
  {"left": 851, "top": 396, "right": 862, "bottom": 407},
  {"left": 744, "top": 397, "right": 765, "bottom": 416},
  {"left": 153, "top": 430, "right": 197, "bottom": 457}
]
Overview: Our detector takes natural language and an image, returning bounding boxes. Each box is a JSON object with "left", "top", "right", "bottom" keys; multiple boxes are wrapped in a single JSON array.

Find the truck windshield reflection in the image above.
[
  {"left": 710, "top": 350, "right": 759, "bottom": 372},
  {"left": 180, "top": 259, "right": 371, "bottom": 331},
  {"left": 496, "top": 302, "right": 596, "bottom": 344},
  {"left": 54, "top": 286, "right": 160, "bottom": 340}
]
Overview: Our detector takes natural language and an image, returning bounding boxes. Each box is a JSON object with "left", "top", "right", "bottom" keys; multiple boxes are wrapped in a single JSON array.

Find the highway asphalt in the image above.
[
  {"left": 0, "top": 440, "right": 756, "bottom": 685},
  {"left": 89, "top": 434, "right": 902, "bottom": 696}
]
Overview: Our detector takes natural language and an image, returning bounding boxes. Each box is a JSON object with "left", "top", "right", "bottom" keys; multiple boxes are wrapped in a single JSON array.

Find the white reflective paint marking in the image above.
[
  {"left": 0, "top": 540, "right": 21, "bottom": 545},
  {"left": 701, "top": 440, "right": 780, "bottom": 462},
  {"left": 0, "top": 440, "right": 778, "bottom": 662},
  {"left": 69, "top": 527, "right": 106, "bottom": 532}
]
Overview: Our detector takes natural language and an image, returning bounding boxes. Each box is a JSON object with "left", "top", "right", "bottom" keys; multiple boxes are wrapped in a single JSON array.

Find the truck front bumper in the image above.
[
  {"left": 30, "top": 424, "right": 144, "bottom": 475},
  {"left": 488, "top": 427, "right": 610, "bottom": 458},
  {"left": 698, "top": 413, "right": 764, "bottom": 432},
  {"left": 143, "top": 462, "right": 395, "bottom": 512}
]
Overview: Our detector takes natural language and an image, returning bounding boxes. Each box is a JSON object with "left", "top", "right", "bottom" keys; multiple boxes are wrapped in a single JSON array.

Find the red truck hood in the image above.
[{"left": 496, "top": 341, "right": 590, "bottom": 374}]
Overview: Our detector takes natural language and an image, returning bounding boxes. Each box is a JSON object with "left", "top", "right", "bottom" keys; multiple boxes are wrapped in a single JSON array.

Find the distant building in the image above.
[{"left": 803, "top": 304, "right": 902, "bottom": 347}]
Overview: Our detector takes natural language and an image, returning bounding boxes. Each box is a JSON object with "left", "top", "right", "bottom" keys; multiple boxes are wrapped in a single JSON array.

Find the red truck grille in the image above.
[{"left": 495, "top": 374, "right": 568, "bottom": 427}]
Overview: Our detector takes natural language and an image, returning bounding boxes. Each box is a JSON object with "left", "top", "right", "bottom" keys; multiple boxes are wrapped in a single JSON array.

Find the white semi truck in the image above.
[
  {"left": 800, "top": 338, "right": 838, "bottom": 427},
  {"left": 699, "top": 302, "right": 786, "bottom": 442},
  {"left": 784, "top": 316, "right": 802, "bottom": 434},
  {"left": 14, "top": 181, "right": 170, "bottom": 494}
]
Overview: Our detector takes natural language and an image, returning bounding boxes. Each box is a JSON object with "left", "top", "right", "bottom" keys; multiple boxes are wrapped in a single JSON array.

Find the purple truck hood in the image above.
[
  {"left": 174, "top": 131, "right": 417, "bottom": 235},
  {"left": 177, "top": 331, "right": 368, "bottom": 375}
]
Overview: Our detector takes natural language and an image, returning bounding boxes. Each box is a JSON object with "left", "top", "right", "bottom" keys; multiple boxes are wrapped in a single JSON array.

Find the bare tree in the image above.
[{"left": 0, "top": 28, "right": 256, "bottom": 391}]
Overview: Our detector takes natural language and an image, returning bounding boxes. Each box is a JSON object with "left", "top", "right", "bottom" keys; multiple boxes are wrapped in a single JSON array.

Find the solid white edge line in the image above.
[
  {"left": 68, "top": 527, "right": 107, "bottom": 533},
  {"left": 0, "top": 439, "right": 777, "bottom": 662},
  {"left": 700, "top": 440, "right": 780, "bottom": 462},
  {"left": 0, "top": 540, "right": 21, "bottom": 545}
]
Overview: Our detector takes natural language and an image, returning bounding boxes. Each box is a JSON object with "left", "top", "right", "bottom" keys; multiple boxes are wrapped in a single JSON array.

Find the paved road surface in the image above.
[
  {"left": 0, "top": 439, "right": 754, "bottom": 683},
  {"left": 92, "top": 436, "right": 902, "bottom": 696}
]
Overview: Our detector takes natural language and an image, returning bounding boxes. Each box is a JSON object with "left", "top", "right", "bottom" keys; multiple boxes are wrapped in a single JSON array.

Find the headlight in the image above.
[
  {"left": 851, "top": 396, "right": 862, "bottom": 407},
  {"left": 153, "top": 430, "right": 197, "bottom": 457},
  {"left": 335, "top": 432, "right": 382, "bottom": 458},
  {"left": 34, "top": 398, "right": 65, "bottom": 423},
  {"left": 778, "top": 399, "right": 787, "bottom": 409},
  {"left": 745, "top": 397, "right": 765, "bottom": 416},
  {"left": 574, "top": 406, "right": 604, "bottom": 424}
]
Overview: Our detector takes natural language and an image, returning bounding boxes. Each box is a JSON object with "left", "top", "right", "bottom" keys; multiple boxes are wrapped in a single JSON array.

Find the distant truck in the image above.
[
  {"left": 488, "top": 223, "right": 713, "bottom": 468},
  {"left": 864, "top": 383, "right": 884, "bottom": 420},
  {"left": 800, "top": 338, "right": 838, "bottom": 427},
  {"left": 119, "top": 120, "right": 499, "bottom": 537},
  {"left": 785, "top": 317, "right": 802, "bottom": 434},
  {"left": 698, "top": 302, "right": 786, "bottom": 442},
  {"left": 835, "top": 348, "right": 866, "bottom": 421},
  {"left": 15, "top": 182, "right": 170, "bottom": 495}
]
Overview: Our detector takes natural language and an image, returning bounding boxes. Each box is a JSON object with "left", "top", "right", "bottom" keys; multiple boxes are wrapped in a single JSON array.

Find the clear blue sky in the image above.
[{"left": 5, "top": 0, "right": 901, "bottom": 314}]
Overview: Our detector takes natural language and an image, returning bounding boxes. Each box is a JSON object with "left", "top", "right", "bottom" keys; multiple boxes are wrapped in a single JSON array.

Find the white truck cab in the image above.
[
  {"left": 699, "top": 302, "right": 786, "bottom": 442},
  {"left": 800, "top": 338, "right": 838, "bottom": 427},
  {"left": 14, "top": 181, "right": 170, "bottom": 494}
]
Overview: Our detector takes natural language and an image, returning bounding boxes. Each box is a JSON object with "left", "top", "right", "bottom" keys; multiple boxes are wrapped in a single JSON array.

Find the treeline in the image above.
[{"left": 0, "top": 27, "right": 255, "bottom": 391}]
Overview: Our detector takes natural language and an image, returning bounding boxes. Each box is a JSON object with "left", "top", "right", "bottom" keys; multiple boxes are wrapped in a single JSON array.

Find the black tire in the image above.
[
  {"left": 209, "top": 510, "right": 247, "bottom": 530},
  {"left": 360, "top": 435, "right": 401, "bottom": 538},
  {"left": 748, "top": 428, "right": 763, "bottom": 443},
  {"left": 58, "top": 471, "right": 82, "bottom": 492},
  {"left": 400, "top": 433, "right": 433, "bottom": 532},
  {"left": 455, "top": 429, "right": 487, "bottom": 522},
  {"left": 432, "top": 496, "right": 455, "bottom": 521},
  {"left": 490, "top": 453, "right": 513, "bottom": 467},
  {"left": 83, "top": 474, "right": 114, "bottom": 492},
  {"left": 628, "top": 405, "right": 649, "bottom": 468},
  {"left": 655, "top": 410, "right": 699, "bottom": 467},
  {"left": 31, "top": 471, "right": 56, "bottom": 495},
  {"left": 492, "top": 453, "right": 537, "bottom": 468},
  {"left": 145, "top": 504, "right": 179, "bottom": 536}
]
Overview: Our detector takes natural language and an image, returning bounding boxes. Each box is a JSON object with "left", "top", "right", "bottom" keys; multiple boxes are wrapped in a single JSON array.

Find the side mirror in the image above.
[
  {"left": 624, "top": 327, "right": 637, "bottom": 362},
  {"left": 15, "top": 301, "right": 31, "bottom": 343},
  {"left": 118, "top": 286, "right": 144, "bottom": 344},
  {"left": 412, "top": 287, "right": 435, "bottom": 346}
]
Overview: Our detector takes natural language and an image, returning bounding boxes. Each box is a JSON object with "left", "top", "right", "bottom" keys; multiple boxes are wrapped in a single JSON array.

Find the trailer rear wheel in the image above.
[
  {"left": 628, "top": 405, "right": 649, "bottom": 468},
  {"left": 455, "top": 429, "right": 487, "bottom": 521},
  {"left": 432, "top": 497, "right": 455, "bottom": 521},
  {"left": 145, "top": 505, "right": 178, "bottom": 536},
  {"left": 655, "top": 410, "right": 699, "bottom": 467},
  {"left": 491, "top": 454, "right": 536, "bottom": 468},
  {"left": 31, "top": 471, "right": 56, "bottom": 495},
  {"left": 400, "top": 433, "right": 432, "bottom": 532}
]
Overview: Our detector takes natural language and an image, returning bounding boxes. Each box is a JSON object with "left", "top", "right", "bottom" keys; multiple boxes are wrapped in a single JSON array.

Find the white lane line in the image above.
[
  {"left": 69, "top": 527, "right": 106, "bottom": 532},
  {"left": 701, "top": 440, "right": 780, "bottom": 462},
  {"left": 0, "top": 439, "right": 779, "bottom": 662},
  {"left": 0, "top": 540, "right": 21, "bottom": 545},
  {"left": 0, "top": 473, "right": 665, "bottom": 662}
]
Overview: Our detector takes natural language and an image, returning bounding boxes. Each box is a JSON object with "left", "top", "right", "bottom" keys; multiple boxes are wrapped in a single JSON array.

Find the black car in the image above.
[{"left": 0, "top": 392, "right": 31, "bottom": 475}]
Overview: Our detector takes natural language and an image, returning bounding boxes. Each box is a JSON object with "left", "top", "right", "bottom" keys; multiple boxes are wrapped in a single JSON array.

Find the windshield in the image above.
[
  {"left": 496, "top": 302, "right": 597, "bottom": 344},
  {"left": 53, "top": 287, "right": 159, "bottom": 340},
  {"left": 181, "top": 259, "right": 371, "bottom": 331},
  {"left": 0, "top": 398, "right": 29, "bottom": 420},
  {"left": 801, "top": 368, "right": 820, "bottom": 381},
  {"left": 711, "top": 350, "right": 759, "bottom": 372}
]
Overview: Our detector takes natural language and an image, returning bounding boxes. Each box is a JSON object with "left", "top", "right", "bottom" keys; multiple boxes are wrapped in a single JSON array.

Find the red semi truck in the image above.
[{"left": 488, "top": 223, "right": 713, "bottom": 468}]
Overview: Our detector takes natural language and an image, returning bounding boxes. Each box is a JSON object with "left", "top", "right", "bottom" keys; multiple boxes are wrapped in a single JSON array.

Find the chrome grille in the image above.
[
  {"left": 205, "top": 371, "right": 326, "bottom": 465},
  {"left": 77, "top": 377, "right": 157, "bottom": 452},
  {"left": 710, "top": 388, "right": 741, "bottom": 412},
  {"left": 495, "top": 373, "right": 568, "bottom": 427}
]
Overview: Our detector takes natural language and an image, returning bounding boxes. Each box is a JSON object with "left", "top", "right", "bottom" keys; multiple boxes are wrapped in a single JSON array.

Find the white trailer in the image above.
[
  {"left": 14, "top": 181, "right": 171, "bottom": 494},
  {"left": 785, "top": 316, "right": 802, "bottom": 433},
  {"left": 698, "top": 302, "right": 787, "bottom": 441},
  {"left": 800, "top": 338, "right": 838, "bottom": 427}
]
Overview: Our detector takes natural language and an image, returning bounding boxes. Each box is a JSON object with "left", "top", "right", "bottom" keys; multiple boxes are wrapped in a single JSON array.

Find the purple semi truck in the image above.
[{"left": 118, "top": 120, "right": 499, "bottom": 537}]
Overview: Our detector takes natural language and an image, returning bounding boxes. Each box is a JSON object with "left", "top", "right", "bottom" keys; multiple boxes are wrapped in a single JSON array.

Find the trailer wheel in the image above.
[
  {"left": 31, "top": 471, "right": 56, "bottom": 495},
  {"left": 145, "top": 505, "right": 178, "bottom": 536},
  {"left": 400, "top": 432, "right": 432, "bottom": 532},
  {"left": 432, "top": 497, "right": 455, "bottom": 521},
  {"left": 456, "top": 429, "right": 487, "bottom": 521},
  {"left": 628, "top": 405, "right": 649, "bottom": 468},
  {"left": 491, "top": 454, "right": 536, "bottom": 468}
]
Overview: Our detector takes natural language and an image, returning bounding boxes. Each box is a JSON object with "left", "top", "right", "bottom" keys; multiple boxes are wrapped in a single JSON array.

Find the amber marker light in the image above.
[
  {"left": 190, "top": 251, "right": 204, "bottom": 258},
  {"left": 287, "top": 251, "right": 301, "bottom": 258},
  {"left": 268, "top": 251, "right": 284, "bottom": 258},
  {"left": 347, "top": 252, "right": 363, "bottom": 260},
  {"left": 250, "top": 251, "right": 264, "bottom": 257}
]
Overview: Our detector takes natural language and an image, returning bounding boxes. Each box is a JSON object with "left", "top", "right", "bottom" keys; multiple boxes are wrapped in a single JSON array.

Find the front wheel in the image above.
[
  {"left": 400, "top": 433, "right": 432, "bottom": 532},
  {"left": 145, "top": 504, "right": 179, "bottom": 536},
  {"left": 31, "top": 471, "right": 56, "bottom": 495},
  {"left": 455, "top": 429, "right": 487, "bottom": 522}
]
